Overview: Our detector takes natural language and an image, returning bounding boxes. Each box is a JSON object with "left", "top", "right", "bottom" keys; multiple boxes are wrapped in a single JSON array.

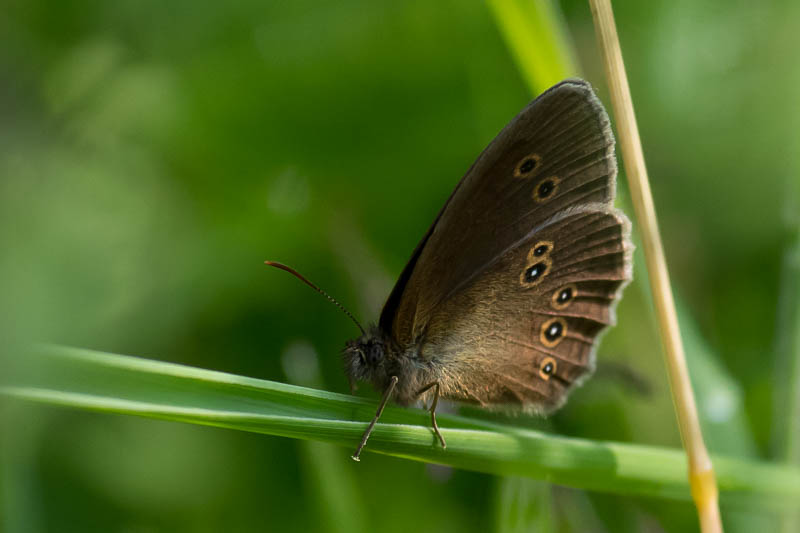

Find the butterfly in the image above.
[{"left": 268, "top": 78, "right": 632, "bottom": 460}]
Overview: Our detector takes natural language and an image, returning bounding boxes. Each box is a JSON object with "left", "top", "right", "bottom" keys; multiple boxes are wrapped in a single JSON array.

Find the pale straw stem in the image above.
[{"left": 587, "top": 1, "right": 723, "bottom": 531}]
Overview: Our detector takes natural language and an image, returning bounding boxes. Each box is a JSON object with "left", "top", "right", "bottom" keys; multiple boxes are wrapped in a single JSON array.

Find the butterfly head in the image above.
[{"left": 343, "top": 327, "right": 391, "bottom": 392}]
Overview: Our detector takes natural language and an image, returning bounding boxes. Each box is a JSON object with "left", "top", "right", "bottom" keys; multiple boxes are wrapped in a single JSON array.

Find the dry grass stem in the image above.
[{"left": 587, "top": 1, "right": 723, "bottom": 531}]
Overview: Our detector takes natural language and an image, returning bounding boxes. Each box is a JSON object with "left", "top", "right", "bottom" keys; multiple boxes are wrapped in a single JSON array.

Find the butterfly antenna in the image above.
[{"left": 264, "top": 261, "right": 366, "bottom": 336}]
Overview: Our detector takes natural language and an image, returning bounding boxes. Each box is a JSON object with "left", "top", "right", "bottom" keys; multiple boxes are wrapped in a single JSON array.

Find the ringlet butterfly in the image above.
[{"left": 267, "top": 78, "right": 632, "bottom": 460}]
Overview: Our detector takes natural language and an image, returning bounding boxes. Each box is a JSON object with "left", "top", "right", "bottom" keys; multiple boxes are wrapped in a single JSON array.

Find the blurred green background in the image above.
[{"left": 1, "top": 0, "right": 798, "bottom": 532}]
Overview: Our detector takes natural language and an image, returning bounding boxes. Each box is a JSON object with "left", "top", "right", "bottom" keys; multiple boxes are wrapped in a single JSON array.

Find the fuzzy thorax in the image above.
[{"left": 342, "top": 325, "right": 429, "bottom": 406}]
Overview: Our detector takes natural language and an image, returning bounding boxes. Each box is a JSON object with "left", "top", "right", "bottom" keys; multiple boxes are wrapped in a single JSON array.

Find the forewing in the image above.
[{"left": 381, "top": 79, "right": 618, "bottom": 348}]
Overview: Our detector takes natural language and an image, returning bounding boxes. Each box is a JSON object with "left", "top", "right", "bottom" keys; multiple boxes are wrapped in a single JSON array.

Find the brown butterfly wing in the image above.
[
  {"left": 381, "top": 79, "right": 619, "bottom": 350},
  {"left": 419, "top": 205, "right": 632, "bottom": 411}
]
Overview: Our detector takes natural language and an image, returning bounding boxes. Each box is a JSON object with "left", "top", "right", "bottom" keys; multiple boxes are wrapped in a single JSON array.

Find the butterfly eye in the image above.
[
  {"left": 367, "top": 343, "right": 383, "bottom": 365},
  {"left": 533, "top": 176, "right": 560, "bottom": 202},
  {"left": 540, "top": 318, "right": 567, "bottom": 347},
  {"left": 551, "top": 283, "right": 577, "bottom": 309},
  {"left": 513, "top": 154, "right": 541, "bottom": 178},
  {"left": 539, "top": 357, "right": 557, "bottom": 380}
]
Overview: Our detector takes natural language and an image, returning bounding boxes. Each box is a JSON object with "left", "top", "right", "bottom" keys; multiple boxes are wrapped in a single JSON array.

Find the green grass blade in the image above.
[
  {"left": 773, "top": 224, "right": 800, "bottom": 533},
  {"left": 485, "top": 0, "right": 578, "bottom": 93},
  {"left": 773, "top": 235, "right": 800, "bottom": 463},
  {"left": 2, "top": 344, "right": 799, "bottom": 511},
  {"left": 298, "top": 440, "right": 368, "bottom": 533},
  {"left": 493, "top": 478, "right": 555, "bottom": 533},
  {"left": 283, "top": 343, "right": 369, "bottom": 533},
  {"left": 677, "top": 300, "right": 758, "bottom": 458}
]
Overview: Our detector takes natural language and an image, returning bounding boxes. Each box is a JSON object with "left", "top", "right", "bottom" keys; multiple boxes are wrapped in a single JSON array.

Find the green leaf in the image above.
[{"left": 2, "top": 345, "right": 799, "bottom": 511}]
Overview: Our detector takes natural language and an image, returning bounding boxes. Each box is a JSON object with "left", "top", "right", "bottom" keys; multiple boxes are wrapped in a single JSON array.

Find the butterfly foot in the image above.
[
  {"left": 350, "top": 375, "right": 399, "bottom": 462},
  {"left": 429, "top": 386, "right": 445, "bottom": 449},
  {"left": 416, "top": 381, "right": 446, "bottom": 450},
  {"left": 433, "top": 423, "right": 447, "bottom": 449},
  {"left": 430, "top": 407, "right": 446, "bottom": 449}
]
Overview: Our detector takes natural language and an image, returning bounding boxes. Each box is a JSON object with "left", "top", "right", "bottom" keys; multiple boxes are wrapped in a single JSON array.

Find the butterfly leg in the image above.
[
  {"left": 352, "top": 375, "right": 398, "bottom": 462},
  {"left": 416, "top": 382, "right": 447, "bottom": 449}
]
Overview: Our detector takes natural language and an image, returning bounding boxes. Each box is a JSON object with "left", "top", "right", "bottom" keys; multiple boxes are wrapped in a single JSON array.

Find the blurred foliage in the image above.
[{"left": 1, "top": 0, "right": 798, "bottom": 532}]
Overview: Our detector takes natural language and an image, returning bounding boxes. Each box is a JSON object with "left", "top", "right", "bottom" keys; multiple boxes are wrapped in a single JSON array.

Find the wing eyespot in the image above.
[
  {"left": 540, "top": 317, "right": 567, "bottom": 347},
  {"left": 528, "top": 240, "right": 553, "bottom": 261},
  {"left": 539, "top": 357, "right": 556, "bottom": 380},
  {"left": 513, "top": 153, "right": 542, "bottom": 178},
  {"left": 533, "top": 176, "right": 560, "bottom": 203},
  {"left": 551, "top": 283, "right": 578, "bottom": 310},
  {"left": 520, "top": 256, "right": 552, "bottom": 288}
]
